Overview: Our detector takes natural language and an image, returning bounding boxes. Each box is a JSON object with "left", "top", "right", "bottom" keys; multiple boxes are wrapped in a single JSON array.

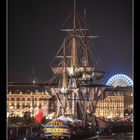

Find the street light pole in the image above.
[
  {"left": 32, "top": 65, "right": 36, "bottom": 117},
  {"left": 32, "top": 92, "right": 34, "bottom": 117}
]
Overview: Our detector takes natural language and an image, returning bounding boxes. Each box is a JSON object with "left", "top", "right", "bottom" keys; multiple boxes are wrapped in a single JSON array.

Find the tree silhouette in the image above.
[{"left": 22, "top": 111, "right": 35, "bottom": 126}]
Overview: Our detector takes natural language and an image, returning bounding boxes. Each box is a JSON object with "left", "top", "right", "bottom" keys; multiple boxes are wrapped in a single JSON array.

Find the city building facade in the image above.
[
  {"left": 96, "top": 87, "right": 133, "bottom": 119},
  {"left": 7, "top": 84, "right": 133, "bottom": 119}
]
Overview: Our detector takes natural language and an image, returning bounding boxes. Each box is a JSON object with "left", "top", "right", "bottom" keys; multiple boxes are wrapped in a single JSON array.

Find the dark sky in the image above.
[{"left": 8, "top": 0, "right": 133, "bottom": 84}]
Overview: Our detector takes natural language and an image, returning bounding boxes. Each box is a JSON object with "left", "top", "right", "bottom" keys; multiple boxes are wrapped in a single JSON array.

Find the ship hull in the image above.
[
  {"left": 96, "top": 117, "right": 133, "bottom": 135},
  {"left": 71, "top": 133, "right": 97, "bottom": 140},
  {"left": 70, "top": 126, "right": 97, "bottom": 140},
  {"left": 42, "top": 126, "right": 97, "bottom": 140}
]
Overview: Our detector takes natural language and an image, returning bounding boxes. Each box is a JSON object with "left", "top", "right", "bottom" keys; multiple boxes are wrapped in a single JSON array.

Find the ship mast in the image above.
[
  {"left": 73, "top": 0, "right": 76, "bottom": 30},
  {"left": 71, "top": 0, "right": 77, "bottom": 67},
  {"left": 61, "top": 39, "right": 68, "bottom": 93},
  {"left": 70, "top": 0, "right": 77, "bottom": 118},
  {"left": 82, "top": 9, "right": 89, "bottom": 67}
]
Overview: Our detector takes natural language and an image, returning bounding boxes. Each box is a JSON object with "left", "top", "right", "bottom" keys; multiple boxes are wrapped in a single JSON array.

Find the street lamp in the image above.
[
  {"left": 10, "top": 106, "right": 13, "bottom": 109},
  {"left": 9, "top": 106, "right": 14, "bottom": 117},
  {"left": 125, "top": 113, "right": 128, "bottom": 116}
]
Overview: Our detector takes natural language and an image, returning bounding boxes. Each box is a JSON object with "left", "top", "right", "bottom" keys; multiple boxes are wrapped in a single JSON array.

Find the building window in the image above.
[
  {"left": 17, "top": 103, "right": 20, "bottom": 109},
  {"left": 22, "top": 104, "right": 26, "bottom": 108},
  {"left": 39, "top": 98, "right": 43, "bottom": 101},
  {"left": 27, "top": 98, "right": 31, "bottom": 101},
  {"left": 22, "top": 98, "right": 25, "bottom": 101},
  {"left": 17, "top": 98, "right": 20, "bottom": 101},
  {"left": 11, "top": 103, "right": 14, "bottom": 107},
  {"left": 11, "top": 98, "right": 15, "bottom": 101},
  {"left": 27, "top": 103, "right": 30, "bottom": 108},
  {"left": 34, "top": 103, "right": 37, "bottom": 107},
  {"left": 39, "top": 104, "right": 42, "bottom": 108}
]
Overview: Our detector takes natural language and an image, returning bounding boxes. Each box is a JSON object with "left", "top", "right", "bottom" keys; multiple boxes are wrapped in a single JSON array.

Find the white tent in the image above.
[
  {"left": 73, "top": 118, "right": 82, "bottom": 122},
  {"left": 66, "top": 117, "right": 74, "bottom": 122},
  {"left": 55, "top": 116, "right": 74, "bottom": 122},
  {"left": 56, "top": 116, "right": 68, "bottom": 122}
]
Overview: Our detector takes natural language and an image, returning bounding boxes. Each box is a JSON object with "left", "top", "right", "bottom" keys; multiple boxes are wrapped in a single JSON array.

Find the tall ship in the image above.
[{"left": 41, "top": 0, "right": 107, "bottom": 139}]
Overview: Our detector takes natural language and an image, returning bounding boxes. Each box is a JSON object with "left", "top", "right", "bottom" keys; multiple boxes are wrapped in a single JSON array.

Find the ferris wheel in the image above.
[{"left": 106, "top": 74, "right": 133, "bottom": 87}]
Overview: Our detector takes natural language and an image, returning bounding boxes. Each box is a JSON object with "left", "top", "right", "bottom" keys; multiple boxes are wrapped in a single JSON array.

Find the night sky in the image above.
[{"left": 8, "top": 0, "right": 133, "bottom": 84}]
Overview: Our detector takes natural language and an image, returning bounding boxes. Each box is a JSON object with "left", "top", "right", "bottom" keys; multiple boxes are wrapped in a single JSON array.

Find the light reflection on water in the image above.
[
  {"left": 83, "top": 133, "right": 133, "bottom": 140},
  {"left": 21, "top": 133, "right": 133, "bottom": 140}
]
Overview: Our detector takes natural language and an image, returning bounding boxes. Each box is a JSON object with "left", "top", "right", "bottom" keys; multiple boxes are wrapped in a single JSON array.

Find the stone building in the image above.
[
  {"left": 95, "top": 86, "right": 133, "bottom": 119},
  {"left": 7, "top": 83, "right": 56, "bottom": 118},
  {"left": 7, "top": 83, "right": 133, "bottom": 119}
]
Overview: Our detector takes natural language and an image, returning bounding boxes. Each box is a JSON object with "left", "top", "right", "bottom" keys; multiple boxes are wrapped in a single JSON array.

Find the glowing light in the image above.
[
  {"left": 20, "top": 114, "right": 23, "bottom": 117},
  {"left": 106, "top": 74, "right": 133, "bottom": 87},
  {"left": 60, "top": 87, "right": 68, "bottom": 93},
  {"left": 67, "top": 67, "right": 74, "bottom": 76},
  {"left": 33, "top": 80, "right": 36, "bottom": 84},
  {"left": 10, "top": 106, "right": 13, "bottom": 109},
  {"left": 35, "top": 111, "right": 43, "bottom": 124},
  {"left": 34, "top": 107, "right": 47, "bottom": 123},
  {"left": 7, "top": 112, "right": 9, "bottom": 118}
]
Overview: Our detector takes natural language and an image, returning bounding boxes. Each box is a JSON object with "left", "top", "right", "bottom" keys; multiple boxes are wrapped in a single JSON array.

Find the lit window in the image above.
[
  {"left": 17, "top": 104, "right": 20, "bottom": 109},
  {"left": 21, "top": 104, "right": 25, "bottom": 108},
  {"left": 11, "top": 98, "right": 15, "bottom": 101}
]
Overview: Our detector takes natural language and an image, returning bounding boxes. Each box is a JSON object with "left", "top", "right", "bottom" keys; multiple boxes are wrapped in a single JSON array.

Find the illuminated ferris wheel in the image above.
[{"left": 106, "top": 74, "right": 133, "bottom": 87}]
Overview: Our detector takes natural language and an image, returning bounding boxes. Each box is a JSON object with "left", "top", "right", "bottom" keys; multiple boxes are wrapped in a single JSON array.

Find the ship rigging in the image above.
[{"left": 41, "top": 0, "right": 107, "bottom": 139}]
